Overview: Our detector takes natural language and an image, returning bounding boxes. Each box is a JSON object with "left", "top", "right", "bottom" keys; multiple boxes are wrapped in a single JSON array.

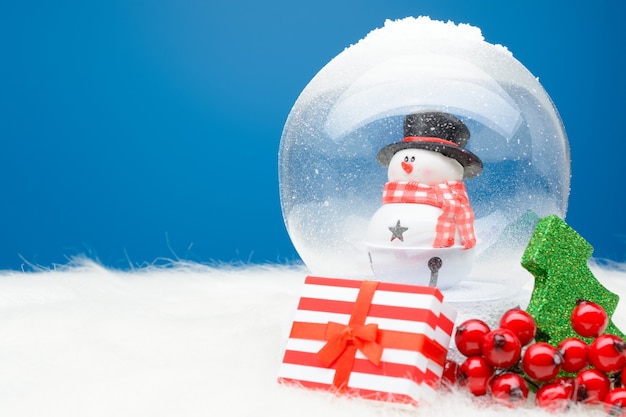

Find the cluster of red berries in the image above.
[{"left": 444, "top": 300, "right": 626, "bottom": 414}]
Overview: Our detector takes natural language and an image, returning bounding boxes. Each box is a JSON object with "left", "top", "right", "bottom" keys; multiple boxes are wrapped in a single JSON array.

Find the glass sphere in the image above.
[{"left": 278, "top": 17, "right": 570, "bottom": 291}]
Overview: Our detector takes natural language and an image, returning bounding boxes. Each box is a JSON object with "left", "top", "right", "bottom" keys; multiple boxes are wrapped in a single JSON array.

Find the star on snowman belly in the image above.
[
  {"left": 366, "top": 111, "right": 483, "bottom": 288},
  {"left": 388, "top": 220, "right": 408, "bottom": 242}
]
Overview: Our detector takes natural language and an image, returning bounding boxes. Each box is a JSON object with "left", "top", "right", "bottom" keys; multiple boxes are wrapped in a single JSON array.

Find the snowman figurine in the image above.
[{"left": 366, "top": 111, "right": 483, "bottom": 288}]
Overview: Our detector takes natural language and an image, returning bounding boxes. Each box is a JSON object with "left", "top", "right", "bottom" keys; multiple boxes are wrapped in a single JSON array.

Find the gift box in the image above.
[{"left": 277, "top": 276, "right": 457, "bottom": 406}]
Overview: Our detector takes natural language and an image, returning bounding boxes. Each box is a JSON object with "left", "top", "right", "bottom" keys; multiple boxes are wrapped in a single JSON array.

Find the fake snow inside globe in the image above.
[{"left": 278, "top": 17, "right": 570, "bottom": 300}]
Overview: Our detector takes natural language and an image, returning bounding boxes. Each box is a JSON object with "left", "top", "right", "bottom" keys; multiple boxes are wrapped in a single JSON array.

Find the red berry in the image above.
[
  {"left": 441, "top": 359, "right": 459, "bottom": 388},
  {"left": 489, "top": 372, "right": 528, "bottom": 407},
  {"left": 454, "top": 319, "right": 490, "bottom": 357},
  {"left": 499, "top": 308, "right": 536, "bottom": 346},
  {"left": 604, "top": 388, "right": 626, "bottom": 417},
  {"left": 458, "top": 356, "right": 494, "bottom": 396},
  {"left": 522, "top": 342, "right": 563, "bottom": 381},
  {"left": 481, "top": 328, "right": 522, "bottom": 368},
  {"left": 621, "top": 365, "right": 626, "bottom": 387},
  {"left": 557, "top": 337, "right": 589, "bottom": 373},
  {"left": 535, "top": 377, "right": 576, "bottom": 412},
  {"left": 588, "top": 334, "right": 626, "bottom": 373},
  {"left": 571, "top": 299, "right": 608, "bottom": 338},
  {"left": 576, "top": 368, "right": 610, "bottom": 404}
]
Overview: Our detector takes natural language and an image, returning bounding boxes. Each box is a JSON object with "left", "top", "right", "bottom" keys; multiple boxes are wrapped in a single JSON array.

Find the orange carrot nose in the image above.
[{"left": 401, "top": 161, "right": 413, "bottom": 174}]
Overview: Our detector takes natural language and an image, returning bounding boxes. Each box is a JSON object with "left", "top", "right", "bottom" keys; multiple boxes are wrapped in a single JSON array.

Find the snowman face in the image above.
[{"left": 387, "top": 148, "right": 464, "bottom": 184}]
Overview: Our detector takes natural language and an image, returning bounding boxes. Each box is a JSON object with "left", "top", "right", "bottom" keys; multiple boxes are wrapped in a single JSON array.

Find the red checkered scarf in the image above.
[{"left": 382, "top": 181, "right": 476, "bottom": 249}]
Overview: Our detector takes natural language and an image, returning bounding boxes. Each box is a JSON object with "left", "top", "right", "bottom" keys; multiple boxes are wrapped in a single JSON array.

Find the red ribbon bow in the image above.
[
  {"left": 317, "top": 322, "right": 383, "bottom": 367},
  {"left": 316, "top": 280, "right": 381, "bottom": 391}
]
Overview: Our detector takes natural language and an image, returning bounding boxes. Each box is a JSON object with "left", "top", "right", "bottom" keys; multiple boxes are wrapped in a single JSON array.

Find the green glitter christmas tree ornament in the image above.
[{"left": 521, "top": 215, "right": 625, "bottom": 345}]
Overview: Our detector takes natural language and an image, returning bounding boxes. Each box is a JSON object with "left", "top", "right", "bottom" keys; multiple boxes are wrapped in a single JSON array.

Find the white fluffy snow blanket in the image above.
[{"left": 1, "top": 260, "right": 625, "bottom": 416}]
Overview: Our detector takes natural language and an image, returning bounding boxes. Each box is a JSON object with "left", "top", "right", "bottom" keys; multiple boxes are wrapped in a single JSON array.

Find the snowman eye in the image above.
[
  {"left": 403, "top": 156, "right": 409, "bottom": 162},
  {"left": 410, "top": 156, "right": 415, "bottom": 162}
]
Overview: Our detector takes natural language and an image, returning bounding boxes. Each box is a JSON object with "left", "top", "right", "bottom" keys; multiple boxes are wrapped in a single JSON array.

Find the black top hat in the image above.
[{"left": 377, "top": 111, "right": 483, "bottom": 179}]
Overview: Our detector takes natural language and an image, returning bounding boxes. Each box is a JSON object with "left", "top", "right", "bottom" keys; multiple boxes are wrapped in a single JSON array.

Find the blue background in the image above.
[{"left": 1, "top": 1, "right": 625, "bottom": 270}]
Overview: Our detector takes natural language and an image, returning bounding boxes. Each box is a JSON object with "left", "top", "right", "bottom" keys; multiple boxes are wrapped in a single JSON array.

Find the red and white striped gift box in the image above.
[{"left": 277, "top": 276, "right": 457, "bottom": 406}]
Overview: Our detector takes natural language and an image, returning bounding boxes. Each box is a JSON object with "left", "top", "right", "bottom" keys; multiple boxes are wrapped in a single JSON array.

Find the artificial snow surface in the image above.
[{"left": 1, "top": 261, "right": 625, "bottom": 416}]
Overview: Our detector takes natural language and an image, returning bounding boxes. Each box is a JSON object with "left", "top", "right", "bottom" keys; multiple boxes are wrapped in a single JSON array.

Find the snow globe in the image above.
[{"left": 278, "top": 17, "right": 570, "bottom": 307}]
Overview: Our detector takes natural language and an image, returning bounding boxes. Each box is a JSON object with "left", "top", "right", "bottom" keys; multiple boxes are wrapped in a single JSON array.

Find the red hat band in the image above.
[{"left": 402, "top": 136, "right": 459, "bottom": 147}]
